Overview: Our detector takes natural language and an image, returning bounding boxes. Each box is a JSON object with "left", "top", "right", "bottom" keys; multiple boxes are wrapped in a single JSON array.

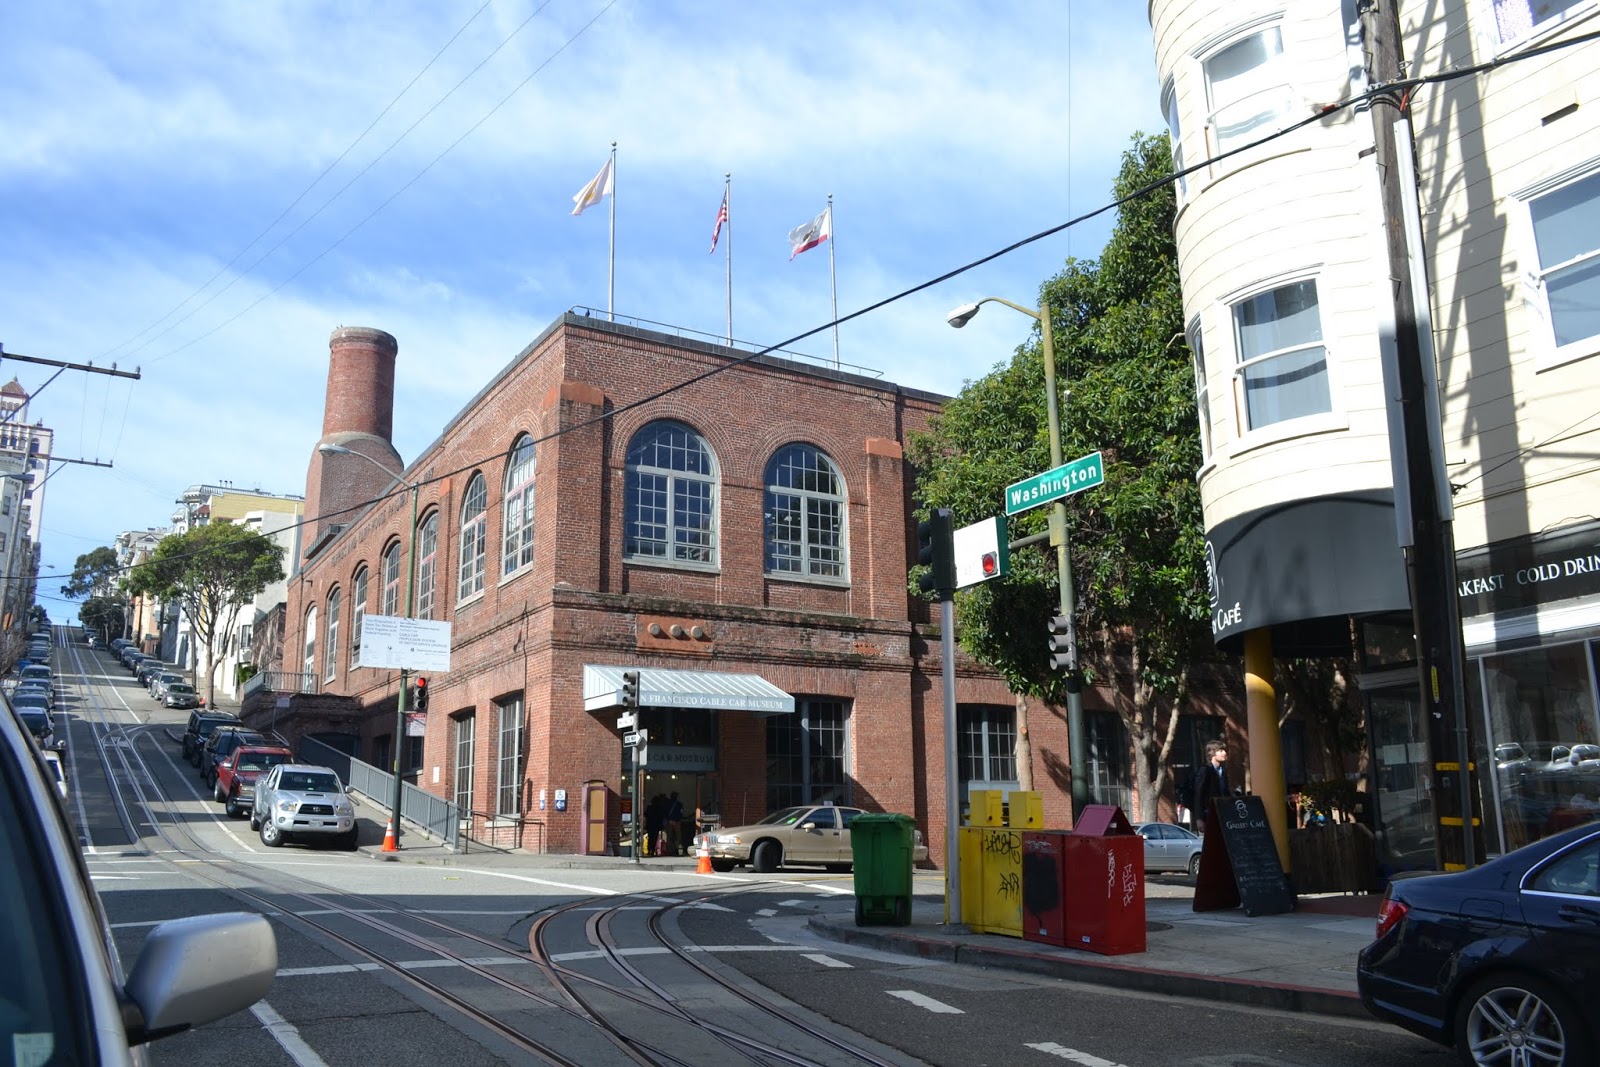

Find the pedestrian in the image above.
[
  {"left": 666, "top": 792, "right": 685, "bottom": 855},
  {"left": 644, "top": 794, "right": 665, "bottom": 856},
  {"left": 1192, "top": 740, "right": 1230, "bottom": 836}
]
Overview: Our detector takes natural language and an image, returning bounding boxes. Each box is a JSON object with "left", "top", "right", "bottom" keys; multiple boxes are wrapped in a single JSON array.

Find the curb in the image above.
[{"left": 805, "top": 916, "right": 1368, "bottom": 1020}]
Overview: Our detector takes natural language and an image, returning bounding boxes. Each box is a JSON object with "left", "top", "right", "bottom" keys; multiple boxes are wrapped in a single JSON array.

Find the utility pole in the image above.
[{"left": 1362, "top": 0, "right": 1481, "bottom": 870}]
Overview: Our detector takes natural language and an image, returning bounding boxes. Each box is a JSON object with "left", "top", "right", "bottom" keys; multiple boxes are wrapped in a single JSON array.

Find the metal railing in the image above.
[
  {"left": 243, "top": 670, "right": 319, "bottom": 698},
  {"left": 457, "top": 812, "right": 544, "bottom": 855},
  {"left": 297, "top": 736, "right": 458, "bottom": 848}
]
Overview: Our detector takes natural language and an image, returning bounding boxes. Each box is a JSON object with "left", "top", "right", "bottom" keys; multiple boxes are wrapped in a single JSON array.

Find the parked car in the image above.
[
  {"left": 201, "top": 728, "right": 267, "bottom": 789},
  {"left": 119, "top": 647, "right": 146, "bottom": 670},
  {"left": 215, "top": 745, "right": 295, "bottom": 816},
  {"left": 39, "top": 747, "right": 67, "bottom": 800},
  {"left": 1133, "top": 821, "right": 1205, "bottom": 876},
  {"left": 151, "top": 671, "right": 185, "bottom": 699},
  {"left": 182, "top": 710, "right": 241, "bottom": 763},
  {"left": 1358, "top": 821, "right": 1600, "bottom": 1065},
  {"left": 696, "top": 804, "right": 928, "bottom": 873},
  {"left": 250, "top": 763, "right": 359, "bottom": 849},
  {"left": 19, "top": 663, "right": 53, "bottom": 702},
  {"left": 163, "top": 682, "right": 201, "bottom": 710},
  {"left": 135, "top": 660, "right": 168, "bottom": 687},
  {"left": 0, "top": 679, "right": 278, "bottom": 1058},
  {"left": 14, "top": 705, "right": 58, "bottom": 751},
  {"left": 14, "top": 681, "right": 53, "bottom": 710}
]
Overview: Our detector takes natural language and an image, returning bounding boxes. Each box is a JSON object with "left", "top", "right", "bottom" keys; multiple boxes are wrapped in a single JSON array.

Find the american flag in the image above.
[{"left": 709, "top": 192, "right": 728, "bottom": 254}]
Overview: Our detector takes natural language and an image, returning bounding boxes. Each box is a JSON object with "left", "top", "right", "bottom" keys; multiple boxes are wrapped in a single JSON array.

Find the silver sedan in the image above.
[{"left": 1133, "top": 821, "right": 1204, "bottom": 876}]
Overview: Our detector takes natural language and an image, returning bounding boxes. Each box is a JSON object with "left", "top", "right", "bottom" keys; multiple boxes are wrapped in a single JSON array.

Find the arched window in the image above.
[
  {"left": 624, "top": 420, "right": 717, "bottom": 565},
  {"left": 324, "top": 588, "right": 341, "bottom": 682},
  {"left": 415, "top": 513, "right": 439, "bottom": 620},
  {"left": 458, "top": 473, "right": 487, "bottom": 600},
  {"left": 382, "top": 542, "right": 401, "bottom": 616},
  {"left": 764, "top": 444, "right": 847, "bottom": 579},
  {"left": 350, "top": 566, "right": 368, "bottom": 669},
  {"left": 502, "top": 435, "right": 537, "bottom": 577},
  {"left": 302, "top": 605, "right": 317, "bottom": 680}
]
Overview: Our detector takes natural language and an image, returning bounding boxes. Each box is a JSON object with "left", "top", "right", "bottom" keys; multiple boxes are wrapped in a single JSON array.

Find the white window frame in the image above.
[
  {"left": 458, "top": 473, "right": 488, "bottom": 602},
  {"left": 763, "top": 444, "right": 849, "bottom": 582},
  {"left": 501, "top": 435, "right": 537, "bottom": 580},
  {"left": 302, "top": 605, "right": 317, "bottom": 680},
  {"left": 1229, "top": 274, "right": 1334, "bottom": 434},
  {"left": 624, "top": 420, "right": 719, "bottom": 569},
  {"left": 382, "top": 542, "right": 401, "bottom": 616},
  {"left": 496, "top": 695, "right": 525, "bottom": 818},
  {"left": 324, "top": 588, "right": 340, "bottom": 683},
  {"left": 349, "top": 566, "right": 367, "bottom": 670},
  {"left": 1163, "top": 78, "right": 1186, "bottom": 200},
  {"left": 415, "top": 513, "right": 438, "bottom": 620},
  {"left": 1200, "top": 18, "right": 1292, "bottom": 159},
  {"left": 1514, "top": 158, "right": 1600, "bottom": 370},
  {"left": 1188, "top": 317, "right": 1212, "bottom": 459}
]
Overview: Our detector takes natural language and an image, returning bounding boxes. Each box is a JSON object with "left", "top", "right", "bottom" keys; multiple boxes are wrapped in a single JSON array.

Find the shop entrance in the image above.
[
  {"left": 1366, "top": 682, "right": 1437, "bottom": 874},
  {"left": 622, "top": 707, "right": 719, "bottom": 856}
]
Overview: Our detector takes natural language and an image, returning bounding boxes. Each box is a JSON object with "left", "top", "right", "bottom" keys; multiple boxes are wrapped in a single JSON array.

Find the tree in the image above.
[
  {"left": 61, "top": 546, "right": 121, "bottom": 601},
  {"left": 78, "top": 596, "right": 127, "bottom": 646},
  {"left": 907, "top": 132, "right": 1213, "bottom": 819},
  {"left": 123, "top": 523, "right": 285, "bottom": 709}
]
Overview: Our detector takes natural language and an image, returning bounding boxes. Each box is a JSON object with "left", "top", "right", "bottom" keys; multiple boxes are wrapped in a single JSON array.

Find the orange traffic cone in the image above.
[
  {"left": 696, "top": 839, "right": 712, "bottom": 875},
  {"left": 381, "top": 818, "right": 399, "bottom": 853}
]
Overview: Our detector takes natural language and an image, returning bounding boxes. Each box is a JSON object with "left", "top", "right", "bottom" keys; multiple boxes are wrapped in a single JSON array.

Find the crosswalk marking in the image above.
[
  {"left": 886, "top": 990, "right": 963, "bottom": 1013},
  {"left": 801, "top": 953, "right": 851, "bottom": 968}
]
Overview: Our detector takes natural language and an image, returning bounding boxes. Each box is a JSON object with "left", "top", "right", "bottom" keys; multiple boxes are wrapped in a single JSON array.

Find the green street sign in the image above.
[{"left": 1004, "top": 451, "right": 1105, "bottom": 516}]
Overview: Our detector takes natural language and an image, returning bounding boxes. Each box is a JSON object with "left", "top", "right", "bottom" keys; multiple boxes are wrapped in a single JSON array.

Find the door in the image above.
[
  {"left": 1367, "top": 686, "right": 1438, "bottom": 873},
  {"left": 583, "top": 781, "right": 609, "bottom": 855},
  {"left": 794, "top": 806, "right": 843, "bottom": 863}
]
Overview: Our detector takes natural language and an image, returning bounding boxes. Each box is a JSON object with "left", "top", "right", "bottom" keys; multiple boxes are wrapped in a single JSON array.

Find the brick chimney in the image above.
[{"left": 304, "top": 327, "right": 405, "bottom": 552}]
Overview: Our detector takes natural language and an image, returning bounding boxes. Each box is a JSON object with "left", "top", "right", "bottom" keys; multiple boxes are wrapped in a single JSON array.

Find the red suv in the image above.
[{"left": 214, "top": 745, "right": 295, "bottom": 817}]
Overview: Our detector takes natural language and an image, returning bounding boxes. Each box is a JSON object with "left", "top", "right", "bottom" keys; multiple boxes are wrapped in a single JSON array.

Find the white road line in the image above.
[
  {"left": 799, "top": 882, "right": 853, "bottom": 895},
  {"left": 756, "top": 908, "right": 778, "bottom": 917},
  {"left": 438, "top": 866, "right": 621, "bottom": 896},
  {"left": 251, "top": 1000, "right": 331, "bottom": 1067},
  {"left": 886, "top": 990, "right": 963, "bottom": 1014},
  {"left": 278, "top": 964, "right": 383, "bottom": 977},
  {"left": 802, "top": 953, "right": 852, "bottom": 968},
  {"left": 1024, "top": 1043, "right": 1131, "bottom": 1067}
]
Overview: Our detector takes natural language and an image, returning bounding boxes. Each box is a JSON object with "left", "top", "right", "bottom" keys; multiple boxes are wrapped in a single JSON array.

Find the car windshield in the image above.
[
  {"left": 18, "top": 709, "right": 48, "bottom": 730},
  {"left": 196, "top": 719, "right": 237, "bottom": 737},
  {"left": 281, "top": 772, "right": 341, "bottom": 793},
  {"left": 20, "top": 667, "right": 49, "bottom": 680},
  {"left": 756, "top": 807, "right": 812, "bottom": 827},
  {"left": 237, "top": 752, "right": 289, "bottom": 772},
  {"left": 13, "top": 696, "right": 49, "bottom": 710},
  {"left": 168, "top": 684, "right": 195, "bottom": 695}
]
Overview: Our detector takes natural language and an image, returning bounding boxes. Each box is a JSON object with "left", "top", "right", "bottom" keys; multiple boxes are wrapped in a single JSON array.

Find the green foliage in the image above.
[
  {"left": 123, "top": 523, "right": 284, "bottom": 610},
  {"left": 907, "top": 132, "right": 1211, "bottom": 703},
  {"left": 78, "top": 596, "right": 126, "bottom": 643},
  {"left": 61, "top": 546, "right": 120, "bottom": 601}
]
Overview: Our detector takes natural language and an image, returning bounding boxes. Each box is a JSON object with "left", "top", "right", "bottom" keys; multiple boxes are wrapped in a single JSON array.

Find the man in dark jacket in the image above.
[{"left": 1192, "top": 740, "right": 1230, "bottom": 835}]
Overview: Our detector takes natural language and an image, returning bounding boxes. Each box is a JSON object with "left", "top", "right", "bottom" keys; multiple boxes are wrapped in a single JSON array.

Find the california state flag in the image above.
[{"left": 787, "top": 205, "right": 831, "bottom": 259}]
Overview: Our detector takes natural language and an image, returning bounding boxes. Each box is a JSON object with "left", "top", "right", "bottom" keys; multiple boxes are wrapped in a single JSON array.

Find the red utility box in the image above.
[
  {"left": 1021, "top": 830, "right": 1069, "bottom": 947},
  {"left": 1062, "top": 804, "right": 1146, "bottom": 955}
]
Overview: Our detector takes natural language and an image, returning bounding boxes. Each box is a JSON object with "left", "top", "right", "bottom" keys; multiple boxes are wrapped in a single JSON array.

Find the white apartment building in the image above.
[{"left": 1148, "top": 0, "right": 1600, "bottom": 871}]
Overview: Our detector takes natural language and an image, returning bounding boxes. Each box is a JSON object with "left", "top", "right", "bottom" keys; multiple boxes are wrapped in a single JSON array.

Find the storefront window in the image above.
[
  {"left": 1480, "top": 641, "right": 1600, "bottom": 852},
  {"left": 767, "top": 700, "right": 849, "bottom": 810}
]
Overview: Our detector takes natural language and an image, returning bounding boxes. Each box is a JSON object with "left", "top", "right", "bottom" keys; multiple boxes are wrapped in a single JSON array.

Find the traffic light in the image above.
[
  {"left": 1047, "top": 616, "right": 1085, "bottom": 693},
  {"left": 412, "top": 676, "right": 429, "bottom": 712},
  {"left": 621, "top": 669, "right": 640, "bottom": 709},
  {"left": 916, "top": 508, "right": 956, "bottom": 600}
]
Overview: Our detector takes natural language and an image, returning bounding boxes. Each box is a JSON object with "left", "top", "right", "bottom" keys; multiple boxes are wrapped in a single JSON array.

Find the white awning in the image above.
[{"left": 583, "top": 665, "right": 794, "bottom": 715}]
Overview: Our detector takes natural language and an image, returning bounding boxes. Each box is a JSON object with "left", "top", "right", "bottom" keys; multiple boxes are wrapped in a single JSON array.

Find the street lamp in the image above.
[
  {"left": 948, "top": 296, "right": 1090, "bottom": 819},
  {"left": 318, "top": 442, "right": 418, "bottom": 851}
]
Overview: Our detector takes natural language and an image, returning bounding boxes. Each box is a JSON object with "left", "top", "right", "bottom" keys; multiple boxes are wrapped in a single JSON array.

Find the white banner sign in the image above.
[{"left": 359, "top": 614, "right": 452, "bottom": 672}]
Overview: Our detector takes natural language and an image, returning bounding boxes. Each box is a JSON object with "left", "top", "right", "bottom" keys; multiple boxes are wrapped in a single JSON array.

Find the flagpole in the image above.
[
  {"left": 724, "top": 173, "right": 733, "bottom": 345},
  {"left": 607, "top": 141, "right": 616, "bottom": 322},
  {"left": 827, "top": 193, "right": 839, "bottom": 369}
]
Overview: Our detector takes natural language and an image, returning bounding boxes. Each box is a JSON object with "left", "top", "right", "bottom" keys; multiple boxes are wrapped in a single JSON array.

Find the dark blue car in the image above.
[{"left": 1358, "top": 821, "right": 1600, "bottom": 1065}]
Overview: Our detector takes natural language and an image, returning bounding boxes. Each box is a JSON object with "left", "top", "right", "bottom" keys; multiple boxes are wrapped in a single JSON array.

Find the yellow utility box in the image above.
[
  {"left": 968, "top": 789, "right": 1005, "bottom": 827},
  {"left": 1007, "top": 790, "right": 1043, "bottom": 829},
  {"left": 957, "top": 826, "right": 1023, "bottom": 936}
]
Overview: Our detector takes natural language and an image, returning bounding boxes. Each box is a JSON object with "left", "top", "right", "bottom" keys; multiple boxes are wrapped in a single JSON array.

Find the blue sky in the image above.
[{"left": 0, "top": 1, "right": 1163, "bottom": 617}]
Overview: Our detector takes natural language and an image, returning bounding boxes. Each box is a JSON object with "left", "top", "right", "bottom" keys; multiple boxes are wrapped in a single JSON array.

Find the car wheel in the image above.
[
  {"left": 213, "top": 780, "right": 226, "bottom": 803},
  {"left": 260, "top": 820, "right": 284, "bottom": 848},
  {"left": 1454, "top": 973, "right": 1590, "bottom": 1067},
  {"left": 1188, "top": 853, "right": 1202, "bottom": 878},
  {"left": 225, "top": 790, "right": 241, "bottom": 818},
  {"left": 341, "top": 830, "right": 360, "bottom": 852},
  {"left": 249, "top": 810, "right": 261, "bottom": 831},
  {"left": 752, "top": 840, "right": 781, "bottom": 873},
  {"left": 709, "top": 859, "right": 735, "bottom": 873}
]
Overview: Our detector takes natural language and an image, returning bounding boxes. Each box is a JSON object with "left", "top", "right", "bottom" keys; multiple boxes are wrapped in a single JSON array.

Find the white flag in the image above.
[
  {"left": 572, "top": 157, "right": 614, "bottom": 216},
  {"left": 788, "top": 205, "right": 831, "bottom": 259}
]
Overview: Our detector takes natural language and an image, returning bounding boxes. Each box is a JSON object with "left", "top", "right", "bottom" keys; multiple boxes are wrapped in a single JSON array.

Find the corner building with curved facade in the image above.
[
  {"left": 1150, "top": 0, "right": 1600, "bottom": 871},
  {"left": 252, "top": 315, "right": 1040, "bottom": 858}
]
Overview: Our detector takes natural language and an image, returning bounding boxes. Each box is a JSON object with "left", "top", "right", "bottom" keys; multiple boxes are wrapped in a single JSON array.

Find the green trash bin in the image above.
[{"left": 850, "top": 812, "right": 916, "bottom": 926}]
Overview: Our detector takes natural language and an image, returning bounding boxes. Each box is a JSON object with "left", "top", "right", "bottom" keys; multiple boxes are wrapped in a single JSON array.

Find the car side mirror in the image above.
[
  {"left": 56, "top": 739, "right": 67, "bottom": 752},
  {"left": 800, "top": 821, "right": 817, "bottom": 832},
  {"left": 222, "top": 758, "right": 233, "bottom": 769}
]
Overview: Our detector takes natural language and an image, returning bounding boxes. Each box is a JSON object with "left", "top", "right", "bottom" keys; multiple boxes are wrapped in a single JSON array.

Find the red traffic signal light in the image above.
[
  {"left": 981, "top": 551, "right": 998, "bottom": 577},
  {"left": 413, "top": 676, "right": 429, "bottom": 711}
]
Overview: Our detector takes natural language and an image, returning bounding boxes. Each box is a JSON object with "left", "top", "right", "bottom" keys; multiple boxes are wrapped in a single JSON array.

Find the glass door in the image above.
[{"left": 1367, "top": 686, "right": 1437, "bottom": 873}]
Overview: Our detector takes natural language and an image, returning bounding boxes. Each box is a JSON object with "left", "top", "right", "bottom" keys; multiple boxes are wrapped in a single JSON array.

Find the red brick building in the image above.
[{"left": 256, "top": 315, "right": 1063, "bottom": 857}]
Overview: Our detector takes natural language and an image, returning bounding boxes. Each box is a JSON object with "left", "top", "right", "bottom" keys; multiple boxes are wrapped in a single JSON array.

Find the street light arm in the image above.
[{"left": 945, "top": 295, "right": 1044, "bottom": 328}]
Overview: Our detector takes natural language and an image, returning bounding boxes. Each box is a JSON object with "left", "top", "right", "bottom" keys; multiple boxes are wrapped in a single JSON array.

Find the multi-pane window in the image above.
[
  {"left": 454, "top": 712, "right": 476, "bottom": 816},
  {"left": 302, "top": 605, "right": 317, "bottom": 680},
  {"left": 1085, "top": 711, "right": 1132, "bottom": 813},
  {"left": 502, "top": 435, "right": 537, "bottom": 577},
  {"left": 1527, "top": 169, "right": 1600, "bottom": 354},
  {"left": 1232, "top": 279, "right": 1331, "bottom": 430},
  {"left": 350, "top": 566, "right": 367, "bottom": 669},
  {"left": 415, "top": 514, "right": 438, "bottom": 620},
  {"left": 1189, "top": 318, "right": 1211, "bottom": 457},
  {"left": 1203, "top": 24, "right": 1289, "bottom": 153},
  {"left": 1163, "top": 80, "right": 1185, "bottom": 197},
  {"left": 625, "top": 420, "right": 717, "bottom": 565},
  {"left": 764, "top": 444, "right": 846, "bottom": 579},
  {"left": 958, "top": 705, "right": 1018, "bottom": 793},
  {"left": 458, "top": 473, "right": 488, "bottom": 600},
  {"left": 382, "top": 542, "right": 401, "bottom": 616},
  {"left": 324, "top": 589, "right": 340, "bottom": 683},
  {"left": 1493, "top": 0, "right": 1590, "bottom": 43},
  {"left": 496, "top": 695, "right": 526, "bottom": 817},
  {"left": 766, "top": 699, "right": 850, "bottom": 811}
]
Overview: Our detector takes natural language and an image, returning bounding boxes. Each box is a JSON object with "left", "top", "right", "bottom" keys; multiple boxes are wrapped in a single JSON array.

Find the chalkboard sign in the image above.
[{"left": 1192, "top": 794, "right": 1294, "bottom": 917}]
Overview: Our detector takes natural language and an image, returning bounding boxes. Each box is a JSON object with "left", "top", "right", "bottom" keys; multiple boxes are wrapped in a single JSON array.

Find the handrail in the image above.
[{"left": 458, "top": 811, "right": 544, "bottom": 855}]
